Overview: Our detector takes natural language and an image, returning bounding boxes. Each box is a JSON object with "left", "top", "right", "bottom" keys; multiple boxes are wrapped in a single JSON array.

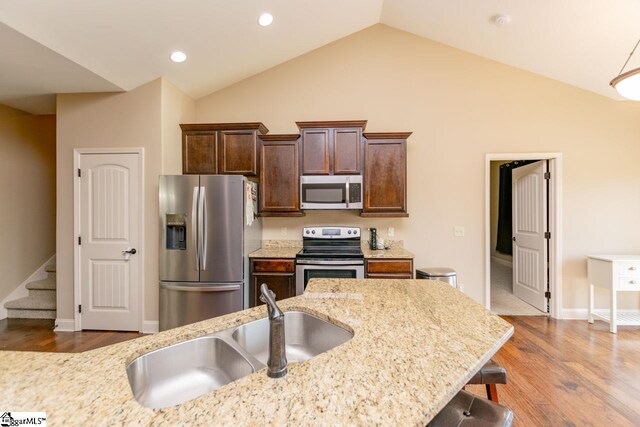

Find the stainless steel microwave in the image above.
[{"left": 300, "top": 175, "right": 363, "bottom": 210}]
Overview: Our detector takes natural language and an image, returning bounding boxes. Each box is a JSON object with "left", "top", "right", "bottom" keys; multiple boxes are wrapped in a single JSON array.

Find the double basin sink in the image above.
[{"left": 126, "top": 311, "right": 354, "bottom": 409}]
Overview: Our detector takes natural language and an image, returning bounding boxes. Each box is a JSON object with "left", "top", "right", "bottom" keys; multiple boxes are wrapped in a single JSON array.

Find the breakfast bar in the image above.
[{"left": 0, "top": 279, "right": 513, "bottom": 425}]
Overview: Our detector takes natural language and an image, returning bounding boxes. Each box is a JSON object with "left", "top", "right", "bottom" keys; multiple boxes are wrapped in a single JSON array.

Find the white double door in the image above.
[
  {"left": 78, "top": 151, "right": 141, "bottom": 331},
  {"left": 512, "top": 161, "right": 548, "bottom": 312}
]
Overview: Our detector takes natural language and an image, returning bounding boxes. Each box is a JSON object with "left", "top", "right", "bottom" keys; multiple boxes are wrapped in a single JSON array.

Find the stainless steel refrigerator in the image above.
[{"left": 159, "top": 175, "right": 261, "bottom": 331}]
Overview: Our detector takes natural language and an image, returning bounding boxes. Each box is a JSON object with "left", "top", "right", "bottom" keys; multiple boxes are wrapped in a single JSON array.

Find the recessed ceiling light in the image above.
[
  {"left": 170, "top": 51, "right": 187, "bottom": 63},
  {"left": 258, "top": 13, "right": 273, "bottom": 27}
]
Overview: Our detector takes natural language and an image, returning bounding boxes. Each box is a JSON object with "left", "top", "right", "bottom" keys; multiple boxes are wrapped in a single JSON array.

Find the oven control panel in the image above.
[{"left": 303, "top": 226, "right": 360, "bottom": 239}]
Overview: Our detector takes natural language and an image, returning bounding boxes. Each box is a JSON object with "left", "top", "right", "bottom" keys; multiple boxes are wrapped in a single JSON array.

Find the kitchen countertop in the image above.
[
  {"left": 361, "top": 245, "right": 414, "bottom": 259},
  {"left": 0, "top": 279, "right": 512, "bottom": 426},
  {"left": 249, "top": 241, "right": 414, "bottom": 259}
]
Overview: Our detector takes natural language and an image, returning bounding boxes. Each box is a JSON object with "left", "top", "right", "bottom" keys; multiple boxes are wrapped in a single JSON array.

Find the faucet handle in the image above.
[
  {"left": 259, "top": 284, "right": 284, "bottom": 319},
  {"left": 259, "top": 284, "right": 275, "bottom": 304}
]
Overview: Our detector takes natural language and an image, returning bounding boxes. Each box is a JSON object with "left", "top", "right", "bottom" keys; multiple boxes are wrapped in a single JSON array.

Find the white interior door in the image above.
[
  {"left": 512, "top": 161, "right": 548, "bottom": 312},
  {"left": 79, "top": 152, "right": 141, "bottom": 330}
]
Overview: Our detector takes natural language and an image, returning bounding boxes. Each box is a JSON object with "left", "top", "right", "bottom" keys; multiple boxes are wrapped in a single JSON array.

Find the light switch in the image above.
[
  {"left": 454, "top": 226, "right": 465, "bottom": 237},
  {"left": 280, "top": 227, "right": 288, "bottom": 237},
  {"left": 388, "top": 227, "right": 395, "bottom": 237}
]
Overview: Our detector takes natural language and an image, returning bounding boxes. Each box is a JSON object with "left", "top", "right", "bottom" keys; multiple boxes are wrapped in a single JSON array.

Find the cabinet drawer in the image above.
[
  {"left": 366, "top": 259, "right": 413, "bottom": 274},
  {"left": 618, "top": 276, "right": 640, "bottom": 291},
  {"left": 252, "top": 259, "right": 295, "bottom": 273},
  {"left": 617, "top": 262, "right": 640, "bottom": 276}
]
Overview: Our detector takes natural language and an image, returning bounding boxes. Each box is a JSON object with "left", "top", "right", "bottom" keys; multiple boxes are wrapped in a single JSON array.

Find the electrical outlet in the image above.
[
  {"left": 387, "top": 227, "right": 395, "bottom": 237},
  {"left": 454, "top": 226, "right": 465, "bottom": 237},
  {"left": 280, "top": 227, "right": 288, "bottom": 237}
]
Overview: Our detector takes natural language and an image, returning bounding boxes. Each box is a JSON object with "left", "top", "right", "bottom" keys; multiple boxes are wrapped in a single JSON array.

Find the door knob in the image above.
[
  {"left": 122, "top": 248, "right": 137, "bottom": 255},
  {"left": 512, "top": 236, "right": 516, "bottom": 241}
]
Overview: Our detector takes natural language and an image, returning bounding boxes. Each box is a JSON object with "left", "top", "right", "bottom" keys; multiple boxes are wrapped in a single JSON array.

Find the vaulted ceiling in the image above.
[{"left": 1, "top": 0, "right": 639, "bottom": 114}]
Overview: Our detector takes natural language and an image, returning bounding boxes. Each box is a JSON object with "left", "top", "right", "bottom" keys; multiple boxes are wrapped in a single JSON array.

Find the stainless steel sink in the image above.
[
  {"left": 126, "top": 336, "right": 254, "bottom": 409},
  {"left": 126, "top": 310, "right": 353, "bottom": 409},
  {"left": 231, "top": 311, "right": 353, "bottom": 364}
]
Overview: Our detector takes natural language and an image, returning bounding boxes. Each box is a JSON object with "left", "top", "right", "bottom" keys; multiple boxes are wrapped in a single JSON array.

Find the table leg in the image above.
[
  {"left": 610, "top": 289, "right": 617, "bottom": 334},
  {"left": 588, "top": 284, "right": 594, "bottom": 324}
]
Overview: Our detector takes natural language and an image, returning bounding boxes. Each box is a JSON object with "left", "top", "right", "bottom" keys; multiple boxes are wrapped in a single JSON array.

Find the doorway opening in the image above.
[{"left": 485, "top": 153, "right": 563, "bottom": 319}]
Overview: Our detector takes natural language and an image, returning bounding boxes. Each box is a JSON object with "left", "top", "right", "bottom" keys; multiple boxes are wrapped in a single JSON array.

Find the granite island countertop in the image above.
[{"left": 1, "top": 279, "right": 512, "bottom": 426}]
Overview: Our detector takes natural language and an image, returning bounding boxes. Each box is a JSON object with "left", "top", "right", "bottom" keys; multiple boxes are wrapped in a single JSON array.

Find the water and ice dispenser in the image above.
[{"left": 165, "top": 214, "right": 187, "bottom": 250}]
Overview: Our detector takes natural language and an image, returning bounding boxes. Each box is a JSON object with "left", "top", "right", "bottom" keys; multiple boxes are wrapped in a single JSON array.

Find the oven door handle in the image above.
[{"left": 296, "top": 260, "right": 364, "bottom": 265}]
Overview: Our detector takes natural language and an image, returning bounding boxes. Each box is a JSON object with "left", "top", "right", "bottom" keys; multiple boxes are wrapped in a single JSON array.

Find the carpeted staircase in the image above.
[{"left": 4, "top": 263, "right": 56, "bottom": 319}]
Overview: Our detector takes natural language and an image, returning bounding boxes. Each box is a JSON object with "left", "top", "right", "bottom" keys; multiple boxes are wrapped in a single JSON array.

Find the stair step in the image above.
[
  {"left": 7, "top": 309, "right": 56, "bottom": 319},
  {"left": 26, "top": 278, "right": 56, "bottom": 291},
  {"left": 45, "top": 263, "right": 56, "bottom": 273},
  {"left": 4, "top": 294, "right": 55, "bottom": 311}
]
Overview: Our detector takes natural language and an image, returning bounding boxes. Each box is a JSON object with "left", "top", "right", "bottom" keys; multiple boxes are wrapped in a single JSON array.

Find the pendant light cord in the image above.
[{"left": 618, "top": 38, "right": 640, "bottom": 76}]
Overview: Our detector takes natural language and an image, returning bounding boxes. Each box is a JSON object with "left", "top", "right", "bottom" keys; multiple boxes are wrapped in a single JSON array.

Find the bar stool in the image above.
[
  {"left": 427, "top": 390, "right": 514, "bottom": 427},
  {"left": 466, "top": 359, "right": 507, "bottom": 403}
]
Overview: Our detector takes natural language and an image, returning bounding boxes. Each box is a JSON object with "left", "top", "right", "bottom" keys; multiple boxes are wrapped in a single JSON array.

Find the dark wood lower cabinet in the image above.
[
  {"left": 365, "top": 259, "right": 414, "bottom": 279},
  {"left": 250, "top": 259, "right": 296, "bottom": 307}
]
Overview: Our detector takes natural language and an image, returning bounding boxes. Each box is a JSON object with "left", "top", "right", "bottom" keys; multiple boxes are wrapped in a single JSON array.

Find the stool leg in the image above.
[{"left": 486, "top": 384, "right": 499, "bottom": 403}]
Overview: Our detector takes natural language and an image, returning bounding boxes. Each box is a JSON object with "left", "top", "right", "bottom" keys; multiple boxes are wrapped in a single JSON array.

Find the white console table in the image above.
[{"left": 587, "top": 255, "right": 640, "bottom": 333}]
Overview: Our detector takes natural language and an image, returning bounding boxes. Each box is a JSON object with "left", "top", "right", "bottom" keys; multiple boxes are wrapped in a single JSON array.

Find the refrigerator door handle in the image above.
[
  {"left": 199, "top": 186, "right": 207, "bottom": 270},
  {"left": 192, "top": 186, "right": 200, "bottom": 271}
]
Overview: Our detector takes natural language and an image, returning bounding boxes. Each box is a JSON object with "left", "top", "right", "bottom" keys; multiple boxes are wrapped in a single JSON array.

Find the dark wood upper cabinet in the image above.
[
  {"left": 182, "top": 132, "right": 217, "bottom": 175},
  {"left": 362, "top": 132, "right": 412, "bottom": 217},
  {"left": 333, "top": 128, "right": 362, "bottom": 174},
  {"left": 297, "top": 121, "right": 366, "bottom": 175},
  {"left": 180, "top": 123, "right": 268, "bottom": 175},
  {"left": 259, "top": 134, "right": 304, "bottom": 215},
  {"left": 300, "top": 129, "right": 330, "bottom": 175},
  {"left": 219, "top": 130, "right": 259, "bottom": 175}
]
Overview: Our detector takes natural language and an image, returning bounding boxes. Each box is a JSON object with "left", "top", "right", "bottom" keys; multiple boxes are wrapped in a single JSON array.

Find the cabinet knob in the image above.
[
  {"left": 629, "top": 266, "right": 637, "bottom": 271},
  {"left": 630, "top": 280, "right": 637, "bottom": 285}
]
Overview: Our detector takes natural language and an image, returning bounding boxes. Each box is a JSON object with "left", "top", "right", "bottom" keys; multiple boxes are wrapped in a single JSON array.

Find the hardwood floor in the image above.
[
  {"left": 2, "top": 316, "right": 639, "bottom": 426},
  {"left": 466, "top": 316, "right": 640, "bottom": 427},
  {"left": 0, "top": 318, "right": 145, "bottom": 352}
]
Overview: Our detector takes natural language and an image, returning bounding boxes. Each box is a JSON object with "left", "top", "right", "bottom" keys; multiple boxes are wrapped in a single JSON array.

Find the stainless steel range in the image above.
[{"left": 295, "top": 226, "right": 365, "bottom": 294}]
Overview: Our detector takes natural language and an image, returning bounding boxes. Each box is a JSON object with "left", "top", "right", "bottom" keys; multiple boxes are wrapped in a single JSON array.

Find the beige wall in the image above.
[
  {"left": 57, "top": 80, "right": 162, "bottom": 322},
  {"left": 161, "top": 79, "right": 196, "bottom": 175},
  {"left": 0, "top": 105, "right": 56, "bottom": 306},
  {"left": 56, "top": 78, "right": 194, "bottom": 325},
  {"left": 195, "top": 24, "right": 640, "bottom": 311}
]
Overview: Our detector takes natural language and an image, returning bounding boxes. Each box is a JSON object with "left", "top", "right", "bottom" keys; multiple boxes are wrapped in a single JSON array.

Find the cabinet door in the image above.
[
  {"left": 219, "top": 130, "right": 258, "bottom": 175},
  {"left": 183, "top": 132, "right": 217, "bottom": 174},
  {"left": 301, "top": 129, "right": 330, "bottom": 175},
  {"left": 333, "top": 128, "right": 361, "bottom": 174},
  {"left": 260, "top": 140, "right": 300, "bottom": 212},
  {"left": 363, "top": 139, "right": 407, "bottom": 214},
  {"left": 250, "top": 273, "right": 295, "bottom": 307}
]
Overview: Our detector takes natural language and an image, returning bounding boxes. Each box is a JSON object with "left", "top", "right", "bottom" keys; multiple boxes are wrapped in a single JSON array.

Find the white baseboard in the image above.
[
  {"left": 142, "top": 321, "right": 159, "bottom": 334},
  {"left": 561, "top": 308, "right": 588, "bottom": 319},
  {"left": 0, "top": 254, "right": 55, "bottom": 320},
  {"left": 561, "top": 308, "right": 640, "bottom": 320},
  {"left": 54, "top": 318, "right": 76, "bottom": 331}
]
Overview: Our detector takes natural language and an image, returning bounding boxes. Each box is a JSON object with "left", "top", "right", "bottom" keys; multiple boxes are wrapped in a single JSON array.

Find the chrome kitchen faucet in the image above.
[{"left": 260, "top": 284, "right": 287, "bottom": 378}]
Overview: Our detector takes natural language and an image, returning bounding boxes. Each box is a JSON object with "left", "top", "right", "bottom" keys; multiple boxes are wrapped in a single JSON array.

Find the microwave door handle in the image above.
[
  {"left": 199, "top": 186, "right": 206, "bottom": 270},
  {"left": 192, "top": 186, "right": 200, "bottom": 271},
  {"left": 345, "top": 177, "right": 350, "bottom": 209}
]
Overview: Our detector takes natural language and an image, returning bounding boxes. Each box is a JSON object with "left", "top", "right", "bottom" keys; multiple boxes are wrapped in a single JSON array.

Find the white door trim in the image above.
[
  {"left": 73, "top": 148, "right": 145, "bottom": 331},
  {"left": 484, "top": 153, "right": 563, "bottom": 319}
]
